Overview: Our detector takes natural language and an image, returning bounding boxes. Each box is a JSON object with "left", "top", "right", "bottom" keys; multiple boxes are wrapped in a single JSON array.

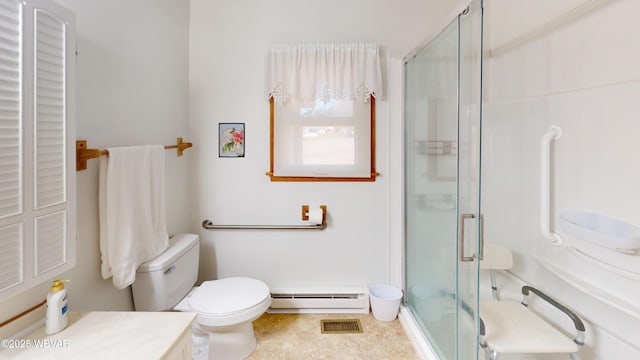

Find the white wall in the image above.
[
  {"left": 482, "top": 0, "right": 640, "bottom": 358},
  {"left": 188, "top": 0, "right": 463, "bottom": 290},
  {"left": 0, "top": 0, "right": 190, "bottom": 337}
]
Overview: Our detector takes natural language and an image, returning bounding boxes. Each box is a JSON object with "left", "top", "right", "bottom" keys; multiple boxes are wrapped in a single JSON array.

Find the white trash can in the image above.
[{"left": 369, "top": 284, "right": 403, "bottom": 322}]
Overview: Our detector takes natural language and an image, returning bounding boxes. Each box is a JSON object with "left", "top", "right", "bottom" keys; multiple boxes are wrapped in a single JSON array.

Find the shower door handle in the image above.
[{"left": 459, "top": 213, "right": 476, "bottom": 262}]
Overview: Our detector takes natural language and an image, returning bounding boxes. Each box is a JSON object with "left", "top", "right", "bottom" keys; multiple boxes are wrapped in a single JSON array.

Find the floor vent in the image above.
[{"left": 320, "top": 319, "right": 363, "bottom": 334}]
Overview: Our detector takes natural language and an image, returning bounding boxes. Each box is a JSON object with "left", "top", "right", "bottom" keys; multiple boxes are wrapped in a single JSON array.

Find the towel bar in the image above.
[{"left": 76, "top": 138, "right": 193, "bottom": 171}]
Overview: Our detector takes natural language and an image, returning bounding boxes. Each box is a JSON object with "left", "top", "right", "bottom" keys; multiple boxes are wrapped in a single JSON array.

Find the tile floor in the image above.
[{"left": 247, "top": 313, "right": 419, "bottom": 360}]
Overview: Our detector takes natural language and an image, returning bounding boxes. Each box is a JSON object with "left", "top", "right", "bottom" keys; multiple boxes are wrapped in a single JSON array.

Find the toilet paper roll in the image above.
[{"left": 307, "top": 208, "right": 324, "bottom": 225}]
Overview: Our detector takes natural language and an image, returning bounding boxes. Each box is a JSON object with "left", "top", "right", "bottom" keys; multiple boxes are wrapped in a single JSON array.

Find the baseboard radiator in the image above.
[{"left": 268, "top": 287, "right": 370, "bottom": 314}]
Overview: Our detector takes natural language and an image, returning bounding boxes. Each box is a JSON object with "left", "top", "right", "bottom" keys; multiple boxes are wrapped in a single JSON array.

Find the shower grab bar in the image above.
[
  {"left": 540, "top": 125, "right": 563, "bottom": 246},
  {"left": 201, "top": 219, "right": 326, "bottom": 231}
]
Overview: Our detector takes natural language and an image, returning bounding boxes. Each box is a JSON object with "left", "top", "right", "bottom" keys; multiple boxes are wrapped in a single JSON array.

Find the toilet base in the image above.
[{"left": 198, "top": 321, "right": 257, "bottom": 360}]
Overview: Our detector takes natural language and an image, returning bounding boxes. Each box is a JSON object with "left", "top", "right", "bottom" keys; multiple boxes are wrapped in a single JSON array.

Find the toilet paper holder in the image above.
[
  {"left": 301, "top": 205, "right": 326, "bottom": 223},
  {"left": 201, "top": 205, "right": 327, "bottom": 231}
]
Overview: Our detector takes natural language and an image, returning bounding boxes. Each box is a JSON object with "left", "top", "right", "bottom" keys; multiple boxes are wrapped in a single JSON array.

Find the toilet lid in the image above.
[{"left": 190, "top": 277, "right": 270, "bottom": 315}]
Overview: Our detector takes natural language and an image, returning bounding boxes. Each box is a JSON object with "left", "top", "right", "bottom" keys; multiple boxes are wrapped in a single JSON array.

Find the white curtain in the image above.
[{"left": 264, "top": 43, "right": 383, "bottom": 105}]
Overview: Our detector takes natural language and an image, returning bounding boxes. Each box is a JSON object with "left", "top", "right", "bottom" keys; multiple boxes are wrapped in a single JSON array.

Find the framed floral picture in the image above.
[{"left": 219, "top": 123, "right": 245, "bottom": 157}]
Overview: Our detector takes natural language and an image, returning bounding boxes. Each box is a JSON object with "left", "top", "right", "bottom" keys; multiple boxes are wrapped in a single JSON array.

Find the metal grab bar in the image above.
[
  {"left": 540, "top": 125, "right": 563, "bottom": 246},
  {"left": 201, "top": 219, "right": 327, "bottom": 231}
]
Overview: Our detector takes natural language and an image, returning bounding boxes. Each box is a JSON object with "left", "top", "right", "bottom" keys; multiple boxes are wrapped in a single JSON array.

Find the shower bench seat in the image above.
[{"left": 479, "top": 244, "right": 586, "bottom": 360}]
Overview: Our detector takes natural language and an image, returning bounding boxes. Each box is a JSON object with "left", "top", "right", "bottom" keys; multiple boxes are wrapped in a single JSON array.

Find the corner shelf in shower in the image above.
[
  {"left": 559, "top": 211, "right": 640, "bottom": 254},
  {"left": 415, "top": 140, "right": 457, "bottom": 156},
  {"left": 413, "top": 193, "right": 456, "bottom": 210}
]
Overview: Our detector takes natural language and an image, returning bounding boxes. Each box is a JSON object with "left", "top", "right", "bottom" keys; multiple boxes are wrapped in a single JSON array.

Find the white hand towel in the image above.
[{"left": 99, "top": 145, "right": 169, "bottom": 289}]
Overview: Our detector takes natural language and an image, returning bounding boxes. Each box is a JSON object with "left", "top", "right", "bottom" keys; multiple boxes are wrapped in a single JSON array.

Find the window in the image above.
[
  {"left": 264, "top": 43, "right": 382, "bottom": 181},
  {"left": 268, "top": 96, "right": 377, "bottom": 181}
]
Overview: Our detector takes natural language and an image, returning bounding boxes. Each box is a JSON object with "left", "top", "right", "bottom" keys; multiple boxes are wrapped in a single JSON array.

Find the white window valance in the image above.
[{"left": 264, "top": 43, "right": 383, "bottom": 105}]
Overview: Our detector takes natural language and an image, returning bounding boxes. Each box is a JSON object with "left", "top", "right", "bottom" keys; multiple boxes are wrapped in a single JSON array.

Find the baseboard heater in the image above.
[{"left": 268, "top": 287, "right": 370, "bottom": 314}]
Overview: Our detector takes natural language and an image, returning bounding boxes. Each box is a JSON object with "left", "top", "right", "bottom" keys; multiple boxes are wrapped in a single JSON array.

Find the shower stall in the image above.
[
  {"left": 404, "top": 1, "right": 483, "bottom": 359},
  {"left": 404, "top": 1, "right": 640, "bottom": 359}
]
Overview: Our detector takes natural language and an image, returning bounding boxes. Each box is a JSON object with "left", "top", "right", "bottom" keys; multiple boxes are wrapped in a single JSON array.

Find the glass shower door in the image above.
[
  {"left": 405, "top": 1, "right": 483, "bottom": 359},
  {"left": 405, "top": 13, "right": 459, "bottom": 359}
]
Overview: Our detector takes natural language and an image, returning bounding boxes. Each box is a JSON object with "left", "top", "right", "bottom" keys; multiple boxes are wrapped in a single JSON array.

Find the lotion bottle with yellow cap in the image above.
[{"left": 45, "top": 279, "right": 69, "bottom": 334}]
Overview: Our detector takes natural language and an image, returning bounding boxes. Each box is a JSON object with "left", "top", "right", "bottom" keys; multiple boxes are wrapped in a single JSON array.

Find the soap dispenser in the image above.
[{"left": 45, "top": 279, "right": 69, "bottom": 335}]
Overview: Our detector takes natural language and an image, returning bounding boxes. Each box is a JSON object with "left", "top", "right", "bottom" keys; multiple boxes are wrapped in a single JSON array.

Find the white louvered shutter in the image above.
[
  {"left": 32, "top": 6, "right": 69, "bottom": 277},
  {"left": 0, "top": 0, "right": 75, "bottom": 299},
  {"left": 0, "top": 0, "right": 24, "bottom": 293},
  {"left": 34, "top": 211, "right": 66, "bottom": 275},
  {"left": 34, "top": 8, "right": 66, "bottom": 209}
]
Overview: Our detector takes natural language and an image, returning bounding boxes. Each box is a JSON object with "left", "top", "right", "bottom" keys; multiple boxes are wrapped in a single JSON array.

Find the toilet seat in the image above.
[
  {"left": 186, "top": 277, "right": 271, "bottom": 327},
  {"left": 191, "top": 277, "right": 270, "bottom": 315}
]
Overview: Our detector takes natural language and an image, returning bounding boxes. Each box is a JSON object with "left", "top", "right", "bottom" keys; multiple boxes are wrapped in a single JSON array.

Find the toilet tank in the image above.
[{"left": 132, "top": 234, "right": 199, "bottom": 311}]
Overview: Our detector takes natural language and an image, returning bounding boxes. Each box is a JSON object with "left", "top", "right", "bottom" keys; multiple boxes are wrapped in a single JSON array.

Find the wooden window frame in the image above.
[{"left": 266, "top": 96, "right": 379, "bottom": 182}]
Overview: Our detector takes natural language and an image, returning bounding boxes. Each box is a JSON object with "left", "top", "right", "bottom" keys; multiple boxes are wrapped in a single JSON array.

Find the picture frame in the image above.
[{"left": 219, "top": 123, "right": 245, "bottom": 157}]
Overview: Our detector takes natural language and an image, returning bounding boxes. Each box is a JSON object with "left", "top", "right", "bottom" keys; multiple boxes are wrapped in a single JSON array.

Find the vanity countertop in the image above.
[{"left": 1, "top": 311, "right": 196, "bottom": 359}]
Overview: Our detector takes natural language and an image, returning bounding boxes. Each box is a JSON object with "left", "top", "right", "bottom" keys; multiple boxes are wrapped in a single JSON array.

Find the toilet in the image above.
[{"left": 131, "top": 234, "right": 271, "bottom": 360}]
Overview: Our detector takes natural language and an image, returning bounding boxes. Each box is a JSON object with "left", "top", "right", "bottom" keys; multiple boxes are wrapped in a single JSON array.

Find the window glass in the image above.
[{"left": 268, "top": 97, "right": 377, "bottom": 181}]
